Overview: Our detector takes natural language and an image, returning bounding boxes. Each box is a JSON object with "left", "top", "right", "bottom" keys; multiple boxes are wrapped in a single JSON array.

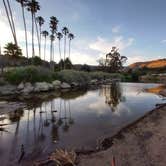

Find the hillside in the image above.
[{"left": 129, "top": 59, "right": 166, "bottom": 69}]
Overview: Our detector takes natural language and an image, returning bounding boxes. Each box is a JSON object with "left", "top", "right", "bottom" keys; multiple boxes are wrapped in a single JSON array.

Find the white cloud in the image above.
[
  {"left": 89, "top": 36, "right": 135, "bottom": 54},
  {"left": 161, "top": 39, "right": 166, "bottom": 43},
  {"left": 112, "top": 25, "right": 120, "bottom": 33}
]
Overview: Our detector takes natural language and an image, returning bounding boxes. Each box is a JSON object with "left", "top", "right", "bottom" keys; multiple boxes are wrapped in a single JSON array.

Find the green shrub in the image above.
[
  {"left": 89, "top": 72, "right": 123, "bottom": 80},
  {"left": 56, "top": 70, "right": 90, "bottom": 84},
  {"left": 4, "top": 66, "right": 54, "bottom": 84},
  {"left": 55, "top": 70, "right": 123, "bottom": 84},
  {"left": 29, "top": 56, "right": 42, "bottom": 65}
]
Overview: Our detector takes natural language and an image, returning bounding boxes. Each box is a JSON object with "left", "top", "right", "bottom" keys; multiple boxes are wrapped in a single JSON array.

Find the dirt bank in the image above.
[{"left": 79, "top": 105, "right": 166, "bottom": 166}]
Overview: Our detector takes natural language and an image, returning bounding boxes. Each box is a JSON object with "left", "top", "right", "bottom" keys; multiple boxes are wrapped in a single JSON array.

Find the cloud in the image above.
[
  {"left": 112, "top": 25, "right": 120, "bottom": 33},
  {"left": 89, "top": 36, "right": 135, "bottom": 54},
  {"left": 161, "top": 39, "right": 166, "bottom": 43}
]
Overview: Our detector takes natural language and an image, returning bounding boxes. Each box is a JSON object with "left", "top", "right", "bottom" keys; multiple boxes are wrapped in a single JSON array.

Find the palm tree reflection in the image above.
[{"left": 58, "top": 100, "right": 74, "bottom": 132}]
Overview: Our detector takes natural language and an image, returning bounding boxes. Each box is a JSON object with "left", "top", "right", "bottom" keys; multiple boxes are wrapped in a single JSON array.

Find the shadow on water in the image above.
[{"left": 0, "top": 83, "right": 165, "bottom": 165}]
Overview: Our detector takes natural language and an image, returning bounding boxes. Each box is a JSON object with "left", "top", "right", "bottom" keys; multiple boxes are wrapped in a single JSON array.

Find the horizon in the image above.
[{"left": 0, "top": 0, "right": 166, "bottom": 65}]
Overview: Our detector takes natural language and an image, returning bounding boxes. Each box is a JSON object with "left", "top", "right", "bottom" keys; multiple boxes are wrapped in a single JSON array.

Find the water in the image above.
[{"left": 0, "top": 82, "right": 165, "bottom": 165}]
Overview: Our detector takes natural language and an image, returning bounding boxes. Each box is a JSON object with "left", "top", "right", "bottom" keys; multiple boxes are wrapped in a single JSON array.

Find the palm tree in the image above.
[
  {"left": 49, "top": 16, "right": 58, "bottom": 63},
  {"left": 36, "top": 16, "right": 45, "bottom": 58},
  {"left": 68, "top": 33, "right": 74, "bottom": 60},
  {"left": 41, "top": 30, "right": 49, "bottom": 61},
  {"left": 27, "top": 0, "right": 40, "bottom": 58},
  {"left": 62, "top": 27, "right": 69, "bottom": 69},
  {"left": 3, "top": 0, "right": 18, "bottom": 46},
  {"left": 50, "top": 34, "right": 55, "bottom": 62},
  {"left": 56, "top": 32, "right": 63, "bottom": 69},
  {"left": 16, "top": 0, "right": 29, "bottom": 58}
]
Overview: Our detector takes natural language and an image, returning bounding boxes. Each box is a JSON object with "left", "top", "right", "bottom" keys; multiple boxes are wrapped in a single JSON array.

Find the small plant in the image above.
[{"left": 49, "top": 149, "right": 76, "bottom": 166}]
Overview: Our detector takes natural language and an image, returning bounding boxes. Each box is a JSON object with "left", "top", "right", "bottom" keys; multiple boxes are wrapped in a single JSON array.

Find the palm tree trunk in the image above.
[
  {"left": 3, "top": 0, "right": 17, "bottom": 45},
  {"left": 58, "top": 40, "right": 62, "bottom": 70},
  {"left": 50, "top": 41, "right": 52, "bottom": 62},
  {"left": 64, "top": 35, "right": 66, "bottom": 69},
  {"left": 21, "top": 5, "right": 28, "bottom": 58},
  {"left": 34, "top": 14, "right": 40, "bottom": 57},
  {"left": 32, "top": 13, "right": 35, "bottom": 58},
  {"left": 39, "top": 26, "right": 41, "bottom": 58},
  {"left": 69, "top": 40, "right": 71, "bottom": 60},
  {"left": 6, "top": 0, "right": 18, "bottom": 46},
  {"left": 44, "top": 37, "right": 46, "bottom": 61}
]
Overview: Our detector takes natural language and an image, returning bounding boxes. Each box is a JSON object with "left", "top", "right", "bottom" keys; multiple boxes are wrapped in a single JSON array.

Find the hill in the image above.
[{"left": 129, "top": 59, "right": 166, "bottom": 69}]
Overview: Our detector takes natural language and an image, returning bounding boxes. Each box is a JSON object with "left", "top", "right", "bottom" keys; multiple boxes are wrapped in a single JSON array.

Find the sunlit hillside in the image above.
[{"left": 129, "top": 59, "right": 166, "bottom": 69}]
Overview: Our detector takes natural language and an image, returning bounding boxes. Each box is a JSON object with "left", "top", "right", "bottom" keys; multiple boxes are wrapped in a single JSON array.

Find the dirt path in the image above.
[{"left": 79, "top": 106, "right": 166, "bottom": 166}]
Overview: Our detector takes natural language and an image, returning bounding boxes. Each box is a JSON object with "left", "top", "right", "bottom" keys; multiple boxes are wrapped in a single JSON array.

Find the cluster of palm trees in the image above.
[{"left": 3, "top": 0, "right": 75, "bottom": 69}]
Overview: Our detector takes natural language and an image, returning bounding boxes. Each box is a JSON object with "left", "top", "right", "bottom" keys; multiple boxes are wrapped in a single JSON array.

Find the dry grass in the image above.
[
  {"left": 50, "top": 149, "right": 76, "bottom": 166},
  {"left": 34, "top": 149, "right": 77, "bottom": 166}
]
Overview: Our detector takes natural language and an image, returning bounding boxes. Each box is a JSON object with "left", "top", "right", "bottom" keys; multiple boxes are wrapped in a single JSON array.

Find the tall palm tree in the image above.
[
  {"left": 3, "top": 0, "right": 18, "bottom": 46},
  {"left": 27, "top": 0, "right": 40, "bottom": 58},
  {"left": 41, "top": 30, "right": 49, "bottom": 61},
  {"left": 36, "top": 16, "right": 45, "bottom": 58},
  {"left": 16, "top": 0, "right": 29, "bottom": 58},
  {"left": 62, "top": 27, "right": 69, "bottom": 69},
  {"left": 68, "top": 33, "right": 74, "bottom": 60},
  {"left": 49, "top": 16, "right": 58, "bottom": 63},
  {"left": 56, "top": 32, "right": 63, "bottom": 69},
  {"left": 50, "top": 34, "right": 55, "bottom": 62}
]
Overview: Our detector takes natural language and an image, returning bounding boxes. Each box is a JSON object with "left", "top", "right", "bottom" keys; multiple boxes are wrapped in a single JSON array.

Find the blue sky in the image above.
[{"left": 0, "top": 0, "right": 166, "bottom": 65}]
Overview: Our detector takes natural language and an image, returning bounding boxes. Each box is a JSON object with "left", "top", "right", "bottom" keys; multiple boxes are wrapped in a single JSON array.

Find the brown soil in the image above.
[{"left": 79, "top": 106, "right": 166, "bottom": 166}]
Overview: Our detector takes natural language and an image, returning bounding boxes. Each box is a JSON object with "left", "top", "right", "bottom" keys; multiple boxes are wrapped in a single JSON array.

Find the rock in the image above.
[
  {"left": 17, "top": 82, "right": 24, "bottom": 90},
  {"left": 34, "top": 82, "right": 54, "bottom": 92},
  {"left": 52, "top": 80, "right": 61, "bottom": 89},
  {"left": 0, "top": 84, "right": 17, "bottom": 95},
  {"left": 22, "top": 82, "right": 34, "bottom": 94},
  {"left": 60, "top": 82, "right": 71, "bottom": 89},
  {"left": 71, "top": 82, "right": 79, "bottom": 87},
  {"left": 90, "top": 79, "right": 98, "bottom": 85},
  {"left": 159, "top": 89, "right": 166, "bottom": 97}
]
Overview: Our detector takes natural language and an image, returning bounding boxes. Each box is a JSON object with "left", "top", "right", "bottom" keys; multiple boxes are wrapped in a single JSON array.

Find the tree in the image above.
[
  {"left": 49, "top": 16, "right": 58, "bottom": 63},
  {"left": 3, "top": 0, "right": 18, "bottom": 46},
  {"left": 65, "top": 57, "right": 73, "bottom": 69},
  {"left": 56, "top": 32, "right": 63, "bottom": 69},
  {"left": 27, "top": 0, "right": 40, "bottom": 57},
  {"left": 98, "top": 58, "right": 106, "bottom": 70},
  {"left": 36, "top": 16, "right": 45, "bottom": 58},
  {"left": 68, "top": 33, "right": 74, "bottom": 60},
  {"left": 50, "top": 34, "right": 55, "bottom": 69},
  {"left": 16, "top": 0, "right": 29, "bottom": 58},
  {"left": 62, "top": 27, "right": 69, "bottom": 69},
  {"left": 105, "top": 47, "right": 127, "bottom": 72},
  {"left": 4, "top": 42, "right": 22, "bottom": 57},
  {"left": 41, "top": 30, "right": 49, "bottom": 61}
]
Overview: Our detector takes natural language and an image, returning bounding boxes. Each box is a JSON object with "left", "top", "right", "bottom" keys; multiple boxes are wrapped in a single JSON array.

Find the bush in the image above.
[
  {"left": 29, "top": 56, "right": 42, "bottom": 65},
  {"left": 89, "top": 72, "right": 123, "bottom": 80},
  {"left": 4, "top": 66, "right": 54, "bottom": 84},
  {"left": 55, "top": 70, "right": 90, "bottom": 84},
  {"left": 55, "top": 70, "right": 123, "bottom": 84}
]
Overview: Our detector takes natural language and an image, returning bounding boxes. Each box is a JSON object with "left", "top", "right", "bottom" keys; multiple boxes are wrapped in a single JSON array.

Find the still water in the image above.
[{"left": 0, "top": 83, "right": 165, "bottom": 165}]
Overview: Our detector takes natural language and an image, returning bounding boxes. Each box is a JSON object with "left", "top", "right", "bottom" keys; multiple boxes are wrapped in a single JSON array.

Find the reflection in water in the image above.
[
  {"left": 0, "top": 83, "right": 165, "bottom": 165},
  {"left": 100, "top": 83, "right": 125, "bottom": 112}
]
